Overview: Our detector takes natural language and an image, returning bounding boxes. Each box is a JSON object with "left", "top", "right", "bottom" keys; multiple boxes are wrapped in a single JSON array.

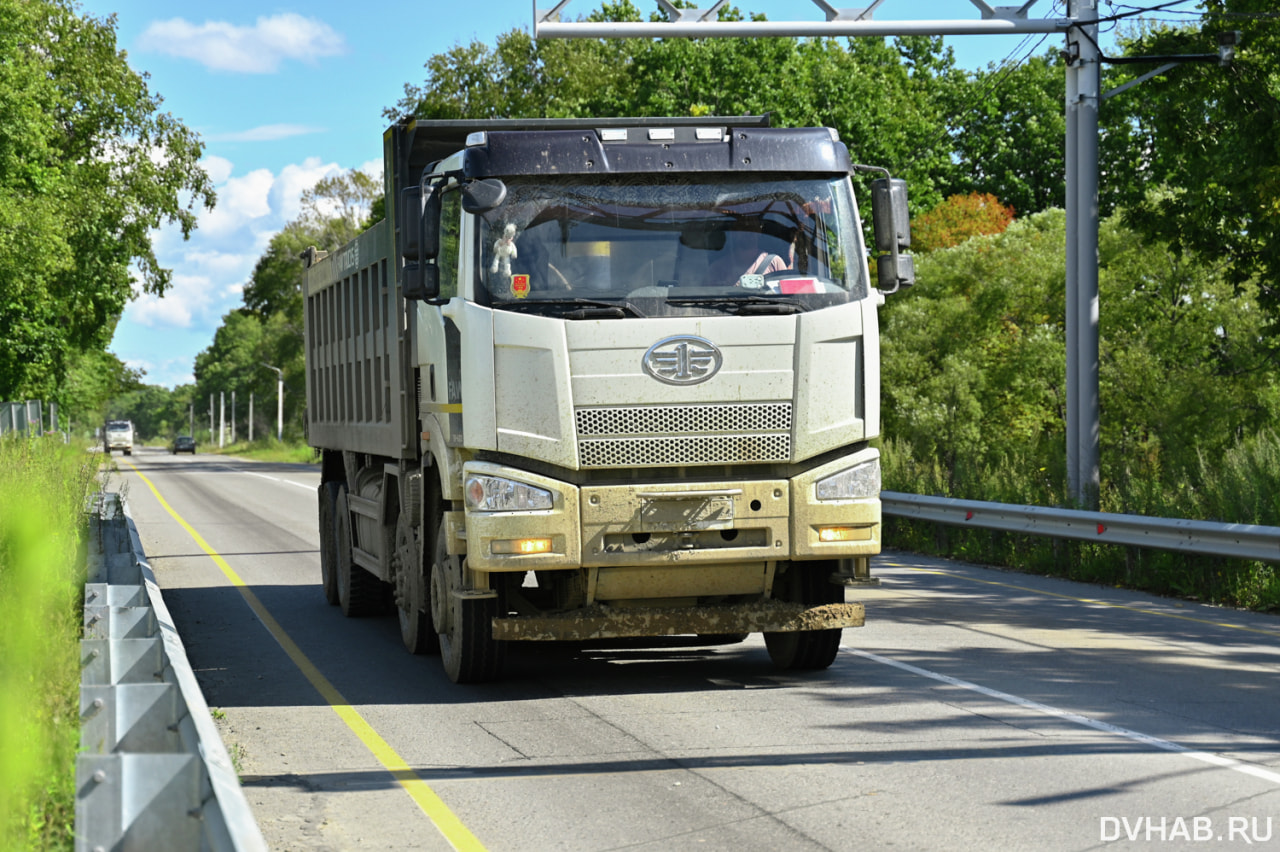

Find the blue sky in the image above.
[{"left": 77, "top": 0, "right": 1075, "bottom": 389}]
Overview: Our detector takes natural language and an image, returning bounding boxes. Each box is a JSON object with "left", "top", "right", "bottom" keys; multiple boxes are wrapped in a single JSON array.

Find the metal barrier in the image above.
[
  {"left": 0, "top": 400, "right": 42, "bottom": 436},
  {"left": 882, "top": 491, "right": 1280, "bottom": 563},
  {"left": 78, "top": 492, "right": 267, "bottom": 852}
]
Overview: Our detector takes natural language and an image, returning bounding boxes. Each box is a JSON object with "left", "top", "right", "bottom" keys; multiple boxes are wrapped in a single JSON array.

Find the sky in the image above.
[{"left": 77, "top": 0, "right": 1080, "bottom": 389}]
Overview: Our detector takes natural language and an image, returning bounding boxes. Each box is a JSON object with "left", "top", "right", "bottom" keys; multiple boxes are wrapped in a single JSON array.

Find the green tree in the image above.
[
  {"left": 0, "top": 0, "right": 214, "bottom": 402},
  {"left": 883, "top": 208, "right": 1280, "bottom": 503},
  {"left": 1101, "top": 1, "right": 1280, "bottom": 325},
  {"left": 944, "top": 51, "right": 1066, "bottom": 216}
]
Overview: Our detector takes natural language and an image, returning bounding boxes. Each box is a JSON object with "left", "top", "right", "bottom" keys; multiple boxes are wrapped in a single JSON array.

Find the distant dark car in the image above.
[{"left": 170, "top": 435, "right": 196, "bottom": 454}]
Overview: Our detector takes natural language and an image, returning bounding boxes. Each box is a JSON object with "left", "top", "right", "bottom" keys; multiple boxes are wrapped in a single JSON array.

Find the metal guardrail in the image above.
[
  {"left": 881, "top": 491, "right": 1280, "bottom": 563},
  {"left": 78, "top": 492, "right": 267, "bottom": 851}
]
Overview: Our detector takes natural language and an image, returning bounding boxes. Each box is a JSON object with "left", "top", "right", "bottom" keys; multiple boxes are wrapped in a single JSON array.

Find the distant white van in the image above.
[{"left": 104, "top": 420, "right": 134, "bottom": 456}]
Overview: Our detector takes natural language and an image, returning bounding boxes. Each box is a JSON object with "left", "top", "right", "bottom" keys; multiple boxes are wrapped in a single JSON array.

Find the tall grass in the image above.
[
  {"left": 881, "top": 430, "right": 1280, "bottom": 612},
  {"left": 0, "top": 438, "right": 100, "bottom": 850}
]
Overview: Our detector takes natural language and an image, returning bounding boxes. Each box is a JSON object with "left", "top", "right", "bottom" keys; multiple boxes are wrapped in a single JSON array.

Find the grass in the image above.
[
  {"left": 203, "top": 437, "right": 317, "bottom": 465},
  {"left": 0, "top": 437, "right": 101, "bottom": 851}
]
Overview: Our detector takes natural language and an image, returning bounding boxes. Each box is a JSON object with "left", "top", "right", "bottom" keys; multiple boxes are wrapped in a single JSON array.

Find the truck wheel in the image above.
[
  {"left": 335, "top": 487, "right": 384, "bottom": 617},
  {"left": 430, "top": 518, "right": 505, "bottom": 683},
  {"left": 764, "top": 561, "right": 843, "bottom": 670},
  {"left": 317, "top": 482, "right": 340, "bottom": 605},
  {"left": 395, "top": 512, "right": 439, "bottom": 655}
]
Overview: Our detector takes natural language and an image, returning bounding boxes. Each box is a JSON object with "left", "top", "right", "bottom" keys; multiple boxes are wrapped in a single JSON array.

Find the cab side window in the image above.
[{"left": 437, "top": 189, "right": 462, "bottom": 299}]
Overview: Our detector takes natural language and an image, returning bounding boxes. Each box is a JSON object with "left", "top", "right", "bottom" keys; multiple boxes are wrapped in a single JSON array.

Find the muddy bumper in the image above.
[{"left": 491, "top": 599, "right": 864, "bottom": 642}]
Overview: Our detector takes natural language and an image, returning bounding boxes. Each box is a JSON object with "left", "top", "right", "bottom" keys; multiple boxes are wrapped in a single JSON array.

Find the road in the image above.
[{"left": 114, "top": 447, "right": 1280, "bottom": 851}]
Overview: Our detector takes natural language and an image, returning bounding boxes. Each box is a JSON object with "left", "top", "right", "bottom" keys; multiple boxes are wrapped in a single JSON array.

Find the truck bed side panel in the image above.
[{"left": 304, "top": 221, "right": 414, "bottom": 459}]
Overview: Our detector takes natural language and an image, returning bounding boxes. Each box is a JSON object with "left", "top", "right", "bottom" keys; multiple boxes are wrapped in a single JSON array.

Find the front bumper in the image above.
[{"left": 462, "top": 447, "right": 881, "bottom": 574}]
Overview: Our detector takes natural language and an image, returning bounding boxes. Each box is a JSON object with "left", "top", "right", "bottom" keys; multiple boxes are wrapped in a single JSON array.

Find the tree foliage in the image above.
[
  {"left": 912, "top": 193, "right": 1016, "bottom": 253},
  {"left": 0, "top": 0, "right": 214, "bottom": 402},
  {"left": 883, "top": 209, "right": 1280, "bottom": 503},
  {"left": 1101, "top": 0, "right": 1280, "bottom": 324}
]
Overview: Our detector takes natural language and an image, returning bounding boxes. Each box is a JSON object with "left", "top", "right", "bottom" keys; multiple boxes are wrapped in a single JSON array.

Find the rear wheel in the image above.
[
  {"left": 317, "top": 482, "right": 340, "bottom": 605},
  {"left": 430, "top": 517, "right": 504, "bottom": 683},
  {"left": 335, "top": 487, "right": 384, "bottom": 617},
  {"left": 764, "top": 561, "right": 843, "bottom": 670}
]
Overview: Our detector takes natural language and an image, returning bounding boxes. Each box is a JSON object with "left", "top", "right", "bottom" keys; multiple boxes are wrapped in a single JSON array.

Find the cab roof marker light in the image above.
[
  {"left": 465, "top": 131, "right": 487, "bottom": 147},
  {"left": 600, "top": 128, "right": 628, "bottom": 142},
  {"left": 695, "top": 127, "right": 721, "bottom": 141},
  {"left": 648, "top": 128, "right": 676, "bottom": 141}
]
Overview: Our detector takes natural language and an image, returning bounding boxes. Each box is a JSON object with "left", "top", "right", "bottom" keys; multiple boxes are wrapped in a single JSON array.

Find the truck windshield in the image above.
[{"left": 476, "top": 175, "right": 866, "bottom": 316}]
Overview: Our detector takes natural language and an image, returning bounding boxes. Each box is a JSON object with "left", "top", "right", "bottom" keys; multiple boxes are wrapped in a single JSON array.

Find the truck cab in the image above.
[{"left": 305, "top": 117, "right": 912, "bottom": 683}]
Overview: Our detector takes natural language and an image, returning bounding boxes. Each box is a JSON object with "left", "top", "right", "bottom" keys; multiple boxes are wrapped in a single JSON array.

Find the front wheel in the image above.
[
  {"left": 763, "top": 561, "right": 844, "bottom": 670},
  {"left": 430, "top": 518, "right": 504, "bottom": 683},
  {"left": 396, "top": 511, "right": 438, "bottom": 655}
]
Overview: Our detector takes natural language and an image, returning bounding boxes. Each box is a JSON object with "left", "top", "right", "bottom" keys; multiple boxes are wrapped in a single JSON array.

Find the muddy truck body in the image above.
[{"left": 303, "top": 117, "right": 913, "bottom": 682}]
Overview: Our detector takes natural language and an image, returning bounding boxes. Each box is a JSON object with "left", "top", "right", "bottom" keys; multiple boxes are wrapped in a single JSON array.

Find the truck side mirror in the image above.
[
  {"left": 462, "top": 179, "right": 507, "bottom": 214},
  {"left": 870, "top": 177, "right": 915, "bottom": 294},
  {"left": 400, "top": 183, "right": 442, "bottom": 301}
]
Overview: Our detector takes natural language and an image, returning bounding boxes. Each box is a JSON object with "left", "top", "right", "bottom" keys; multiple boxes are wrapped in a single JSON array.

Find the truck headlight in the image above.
[
  {"left": 464, "top": 474, "right": 554, "bottom": 512},
  {"left": 815, "top": 460, "right": 880, "bottom": 501}
]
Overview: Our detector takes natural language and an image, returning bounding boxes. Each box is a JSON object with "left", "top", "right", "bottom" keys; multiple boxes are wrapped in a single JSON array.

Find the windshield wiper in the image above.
[
  {"left": 492, "top": 298, "right": 645, "bottom": 319},
  {"left": 667, "top": 295, "right": 805, "bottom": 315}
]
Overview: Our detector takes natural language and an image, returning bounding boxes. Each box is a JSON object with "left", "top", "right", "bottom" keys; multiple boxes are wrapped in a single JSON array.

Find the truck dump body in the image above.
[{"left": 305, "top": 117, "right": 908, "bottom": 683}]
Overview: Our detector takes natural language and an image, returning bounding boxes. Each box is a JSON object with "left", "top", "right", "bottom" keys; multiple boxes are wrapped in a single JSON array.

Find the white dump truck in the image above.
[
  {"left": 103, "top": 419, "right": 134, "bottom": 456},
  {"left": 304, "top": 117, "right": 913, "bottom": 683}
]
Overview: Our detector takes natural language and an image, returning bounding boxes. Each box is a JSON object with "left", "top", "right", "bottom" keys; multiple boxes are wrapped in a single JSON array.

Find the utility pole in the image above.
[
  {"left": 249, "top": 392, "right": 254, "bottom": 443},
  {"left": 219, "top": 392, "right": 225, "bottom": 449},
  {"left": 1064, "top": 0, "right": 1101, "bottom": 508},
  {"left": 231, "top": 391, "right": 237, "bottom": 444},
  {"left": 261, "top": 364, "right": 284, "bottom": 442}
]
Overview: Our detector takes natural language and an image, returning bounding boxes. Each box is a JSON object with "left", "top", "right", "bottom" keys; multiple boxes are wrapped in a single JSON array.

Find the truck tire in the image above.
[
  {"left": 317, "top": 482, "right": 340, "bottom": 605},
  {"left": 335, "top": 487, "right": 385, "bottom": 617},
  {"left": 763, "top": 561, "right": 843, "bottom": 670},
  {"left": 430, "top": 518, "right": 505, "bottom": 683},
  {"left": 395, "top": 511, "right": 439, "bottom": 655}
]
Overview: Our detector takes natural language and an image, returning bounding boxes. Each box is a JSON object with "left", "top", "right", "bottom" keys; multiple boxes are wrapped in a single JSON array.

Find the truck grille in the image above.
[{"left": 575, "top": 403, "right": 792, "bottom": 468}]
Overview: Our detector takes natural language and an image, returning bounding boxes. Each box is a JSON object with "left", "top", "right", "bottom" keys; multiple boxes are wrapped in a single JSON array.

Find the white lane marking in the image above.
[
  {"left": 845, "top": 647, "right": 1280, "bottom": 787},
  {"left": 240, "top": 470, "right": 315, "bottom": 491}
]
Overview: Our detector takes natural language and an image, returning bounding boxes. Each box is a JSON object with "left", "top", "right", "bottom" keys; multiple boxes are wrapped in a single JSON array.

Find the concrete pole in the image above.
[
  {"left": 231, "top": 391, "right": 236, "bottom": 444},
  {"left": 276, "top": 374, "right": 284, "bottom": 443},
  {"left": 219, "top": 392, "right": 225, "bottom": 448},
  {"left": 1065, "top": 0, "right": 1101, "bottom": 509},
  {"left": 209, "top": 394, "right": 214, "bottom": 444},
  {"left": 249, "top": 393, "right": 254, "bottom": 443}
]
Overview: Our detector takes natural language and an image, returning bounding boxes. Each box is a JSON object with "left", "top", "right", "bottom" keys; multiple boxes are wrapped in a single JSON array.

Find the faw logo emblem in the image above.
[{"left": 642, "top": 336, "right": 723, "bottom": 385}]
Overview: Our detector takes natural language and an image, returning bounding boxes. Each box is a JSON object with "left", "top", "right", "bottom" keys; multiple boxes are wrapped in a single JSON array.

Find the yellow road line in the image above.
[
  {"left": 878, "top": 558, "right": 1280, "bottom": 640},
  {"left": 125, "top": 460, "right": 487, "bottom": 852}
]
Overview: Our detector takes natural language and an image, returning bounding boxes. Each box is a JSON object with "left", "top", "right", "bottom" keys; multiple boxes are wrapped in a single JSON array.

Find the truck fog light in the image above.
[
  {"left": 464, "top": 474, "right": 553, "bottom": 511},
  {"left": 818, "top": 526, "right": 871, "bottom": 543},
  {"left": 491, "top": 537, "right": 553, "bottom": 555},
  {"left": 815, "top": 459, "right": 881, "bottom": 501}
]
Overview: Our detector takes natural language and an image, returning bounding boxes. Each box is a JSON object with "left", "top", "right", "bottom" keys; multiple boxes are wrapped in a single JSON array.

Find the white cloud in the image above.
[
  {"left": 272, "top": 157, "right": 345, "bottom": 222},
  {"left": 208, "top": 124, "right": 325, "bottom": 143},
  {"left": 137, "top": 13, "right": 346, "bottom": 73},
  {"left": 200, "top": 156, "right": 234, "bottom": 184}
]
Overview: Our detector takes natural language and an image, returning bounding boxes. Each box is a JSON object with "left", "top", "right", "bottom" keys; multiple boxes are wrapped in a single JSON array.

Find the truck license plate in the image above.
[{"left": 640, "top": 496, "right": 735, "bottom": 532}]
